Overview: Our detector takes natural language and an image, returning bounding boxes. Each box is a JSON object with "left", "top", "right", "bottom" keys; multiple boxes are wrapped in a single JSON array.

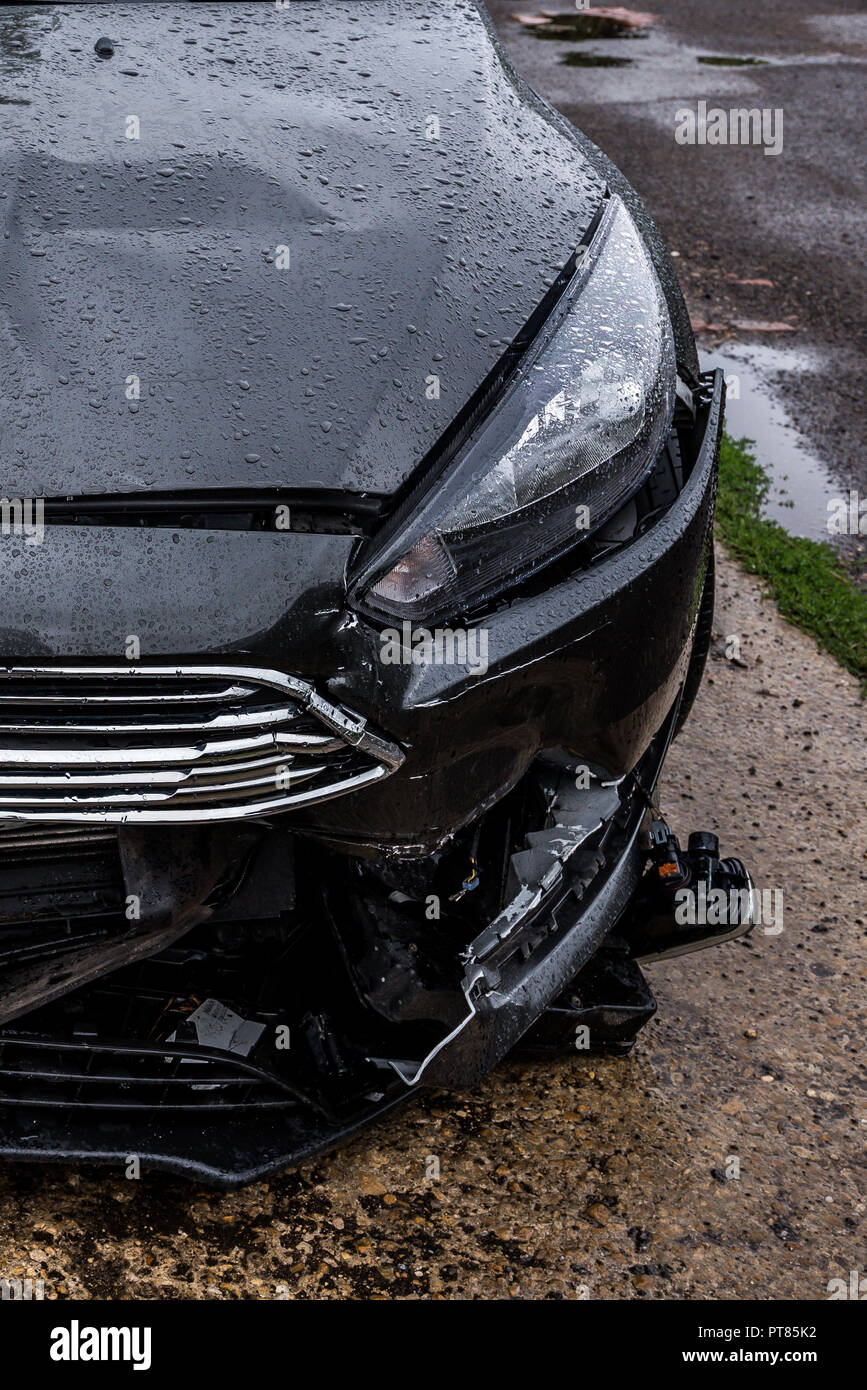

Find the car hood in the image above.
[{"left": 0, "top": 0, "right": 604, "bottom": 498}]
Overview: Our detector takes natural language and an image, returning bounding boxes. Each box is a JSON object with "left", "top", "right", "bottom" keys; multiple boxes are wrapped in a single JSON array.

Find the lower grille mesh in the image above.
[
  {"left": 0, "top": 665, "right": 402, "bottom": 825},
  {"left": 0, "top": 1036, "right": 304, "bottom": 1112}
]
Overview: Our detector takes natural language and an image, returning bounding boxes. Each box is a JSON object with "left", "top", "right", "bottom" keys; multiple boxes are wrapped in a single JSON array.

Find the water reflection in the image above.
[{"left": 0, "top": 4, "right": 55, "bottom": 79}]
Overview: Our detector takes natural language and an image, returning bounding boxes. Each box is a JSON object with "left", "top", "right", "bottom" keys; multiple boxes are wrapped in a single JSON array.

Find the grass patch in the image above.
[{"left": 716, "top": 434, "right": 867, "bottom": 688}]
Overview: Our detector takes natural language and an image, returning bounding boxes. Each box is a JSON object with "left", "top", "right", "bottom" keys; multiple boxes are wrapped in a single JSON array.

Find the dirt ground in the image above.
[{"left": 0, "top": 544, "right": 863, "bottom": 1300}]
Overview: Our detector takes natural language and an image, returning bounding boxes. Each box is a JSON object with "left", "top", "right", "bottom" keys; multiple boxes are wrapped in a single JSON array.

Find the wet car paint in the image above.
[
  {"left": 0, "top": 1, "right": 711, "bottom": 855},
  {"left": 0, "top": 1, "right": 610, "bottom": 497}
]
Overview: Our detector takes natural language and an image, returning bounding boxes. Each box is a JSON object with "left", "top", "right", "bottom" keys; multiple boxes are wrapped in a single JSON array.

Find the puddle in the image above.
[
  {"left": 560, "top": 53, "right": 633, "bottom": 67},
  {"left": 697, "top": 55, "right": 767, "bottom": 67},
  {"left": 700, "top": 344, "right": 841, "bottom": 542},
  {"left": 511, "top": 11, "right": 655, "bottom": 41},
  {"left": 502, "top": 17, "right": 867, "bottom": 109}
]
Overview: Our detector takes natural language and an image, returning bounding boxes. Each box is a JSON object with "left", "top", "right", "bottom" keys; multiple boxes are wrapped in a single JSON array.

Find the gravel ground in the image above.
[{"left": 1, "top": 546, "right": 863, "bottom": 1300}]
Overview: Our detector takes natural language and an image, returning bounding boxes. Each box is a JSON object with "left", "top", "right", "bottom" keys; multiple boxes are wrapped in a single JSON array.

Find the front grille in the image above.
[
  {"left": 0, "top": 1035, "right": 306, "bottom": 1112},
  {"left": 0, "top": 664, "right": 403, "bottom": 825}
]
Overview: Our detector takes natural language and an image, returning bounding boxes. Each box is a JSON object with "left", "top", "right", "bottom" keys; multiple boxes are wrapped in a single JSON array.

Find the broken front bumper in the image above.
[
  {"left": 0, "top": 702, "right": 755, "bottom": 1185},
  {"left": 0, "top": 374, "right": 743, "bottom": 1183}
]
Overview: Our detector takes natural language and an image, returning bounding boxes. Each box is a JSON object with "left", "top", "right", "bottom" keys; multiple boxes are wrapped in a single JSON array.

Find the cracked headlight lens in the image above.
[{"left": 355, "top": 195, "right": 676, "bottom": 622}]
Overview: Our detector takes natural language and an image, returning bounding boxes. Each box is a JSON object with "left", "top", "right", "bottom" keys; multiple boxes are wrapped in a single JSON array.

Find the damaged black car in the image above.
[{"left": 0, "top": 0, "right": 756, "bottom": 1183}]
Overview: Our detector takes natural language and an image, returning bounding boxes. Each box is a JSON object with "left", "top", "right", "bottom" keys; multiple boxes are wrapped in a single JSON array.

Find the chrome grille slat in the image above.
[
  {"left": 0, "top": 767, "right": 324, "bottom": 807},
  {"left": 0, "top": 730, "right": 343, "bottom": 767},
  {"left": 0, "top": 751, "right": 322, "bottom": 789},
  {"left": 0, "top": 762, "right": 326, "bottom": 798},
  {"left": 0, "top": 763, "right": 389, "bottom": 824},
  {"left": 0, "top": 703, "right": 300, "bottom": 735},
  {"left": 0, "top": 665, "right": 403, "bottom": 825},
  {"left": 0, "top": 683, "right": 257, "bottom": 706}
]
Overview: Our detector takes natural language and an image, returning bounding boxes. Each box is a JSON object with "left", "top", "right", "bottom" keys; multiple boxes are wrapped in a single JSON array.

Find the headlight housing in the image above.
[{"left": 352, "top": 196, "right": 676, "bottom": 624}]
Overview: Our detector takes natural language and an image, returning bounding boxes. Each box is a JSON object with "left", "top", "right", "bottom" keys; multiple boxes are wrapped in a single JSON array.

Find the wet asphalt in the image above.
[
  {"left": 488, "top": 0, "right": 867, "bottom": 516},
  {"left": 0, "top": 4, "right": 864, "bottom": 1300}
]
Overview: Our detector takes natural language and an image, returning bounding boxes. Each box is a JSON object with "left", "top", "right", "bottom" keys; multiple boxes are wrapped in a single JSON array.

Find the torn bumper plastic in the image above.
[
  {"left": 385, "top": 759, "right": 647, "bottom": 1089},
  {"left": 0, "top": 704, "right": 759, "bottom": 1186}
]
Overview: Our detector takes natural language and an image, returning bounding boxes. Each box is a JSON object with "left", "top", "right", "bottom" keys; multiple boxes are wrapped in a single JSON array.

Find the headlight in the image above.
[{"left": 352, "top": 195, "right": 676, "bottom": 623}]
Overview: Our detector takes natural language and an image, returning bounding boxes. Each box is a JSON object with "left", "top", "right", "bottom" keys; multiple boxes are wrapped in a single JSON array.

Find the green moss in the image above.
[{"left": 716, "top": 434, "right": 867, "bottom": 688}]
